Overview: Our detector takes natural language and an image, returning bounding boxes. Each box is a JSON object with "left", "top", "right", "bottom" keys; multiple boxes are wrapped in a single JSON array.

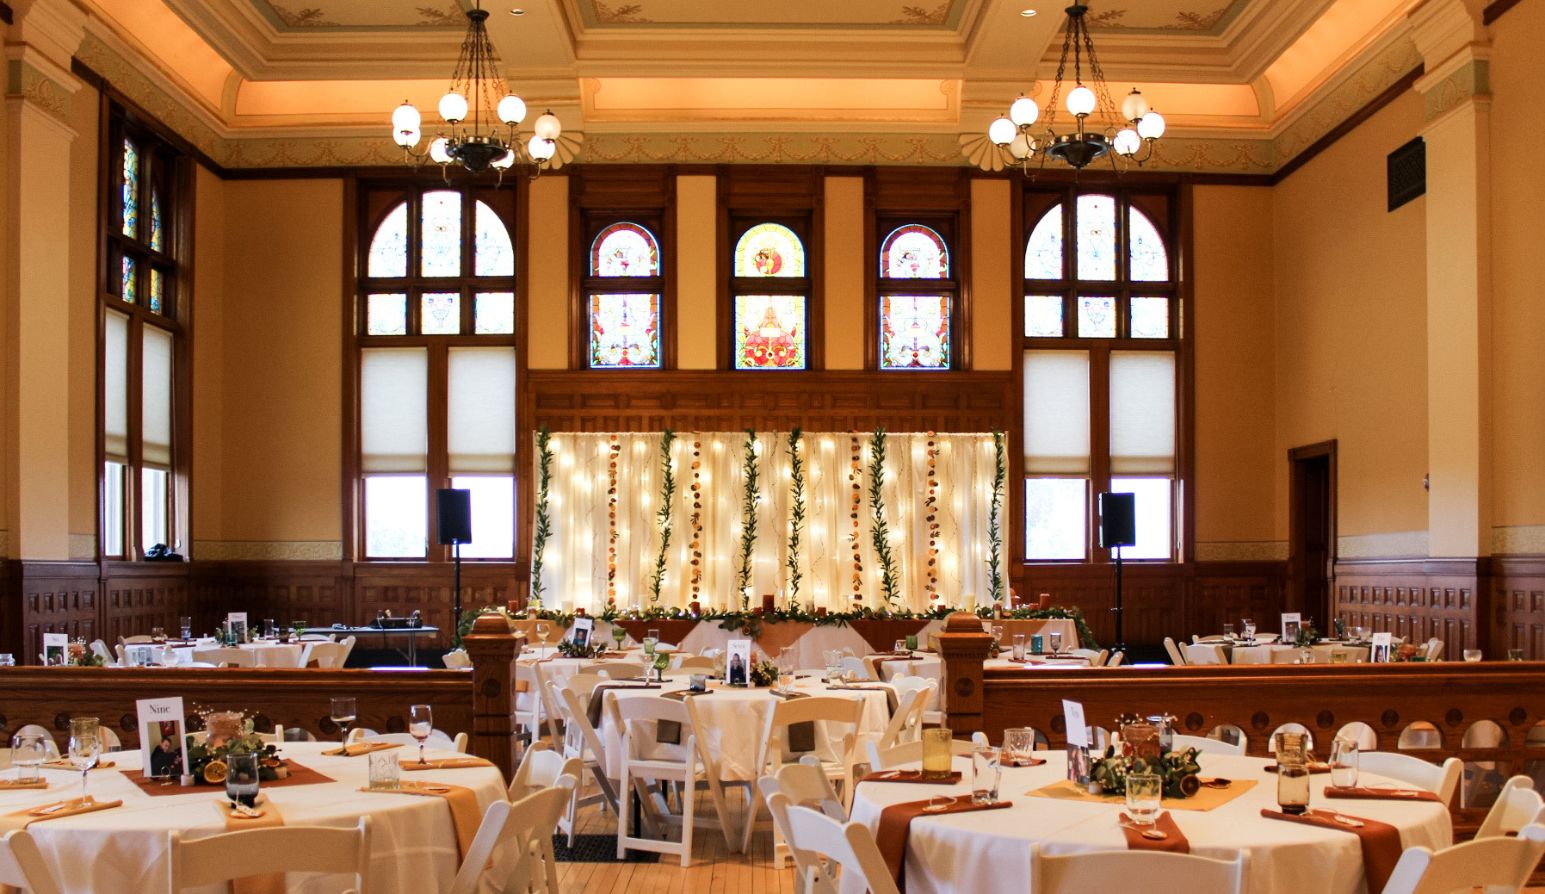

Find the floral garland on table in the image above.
[
  {"left": 736, "top": 430, "right": 760, "bottom": 612},
  {"left": 528, "top": 427, "right": 554, "bottom": 610},
  {"left": 785, "top": 429, "right": 806, "bottom": 607},
  {"left": 868, "top": 428, "right": 900, "bottom": 608},
  {"left": 606, "top": 436, "right": 621, "bottom": 609},
  {"left": 849, "top": 434, "right": 864, "bottom": 603},
  {"left": 924, "top": 432, "right": 940, "bottom": 604},
  {"left": 988, "top": 430, "right": 1007, "bottom": 605},
  {"left": 648, "top": 429, "right": 677, "bottom": 605},
  {"left": 1089, "top": 746, "right": 1202, "bottom": 798},
  {"left": 688, "top": 439, "right": 704, "bottom": 606}
]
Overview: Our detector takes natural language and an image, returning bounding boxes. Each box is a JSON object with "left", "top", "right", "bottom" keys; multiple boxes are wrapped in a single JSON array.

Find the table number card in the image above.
[
  {"left": 41, "top": 632, "right": 68, "bottom": 666},
  {"left": 571, "top": 616, "right": 594, "bottom": 649},
  {"left": 726, "top": 639, "right": 752, "bottom": 686},
  {"left": 137, "top": 697, "right": 189, "bottom": 779},
  {"left": 1369, "top": 631, "right": 1393, "bottom": 663},
  {"left": 1281, "top": 612, "right": 1302, "bottom": 643},
  {"left": 1063, "top": 699, "right": 1091, "bottom": 783},
  {"left": 225, "top": 612, "right": 248, "bottom": 643}
]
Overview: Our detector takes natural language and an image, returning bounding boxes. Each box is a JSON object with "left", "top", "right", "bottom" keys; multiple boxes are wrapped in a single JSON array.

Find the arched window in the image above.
[
  {"left": 354, "top": 184, "right": 518, "bottom": 560},
  {"left": 731, "top": 221, "right": 808, "bottom": 369},
  {"left": 1021, "top": 190, "right": 1179, "bottom": 563},
  {"left": 878, "top": 222, "right": 956, "bottom": 370},
  {"left": 586, "top": 222, "right": 662, "bottom": 368}
]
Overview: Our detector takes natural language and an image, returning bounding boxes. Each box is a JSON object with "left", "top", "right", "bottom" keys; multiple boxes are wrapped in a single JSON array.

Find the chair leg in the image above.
[
  {"left": 680, "top": 773, "right": 697, "bottom": 868},
  {"left": 617, "top": 769, "right": 631, "bottom": 860},
  {"left": 543, "top": 837, "right": 560, "bottom": 894}
]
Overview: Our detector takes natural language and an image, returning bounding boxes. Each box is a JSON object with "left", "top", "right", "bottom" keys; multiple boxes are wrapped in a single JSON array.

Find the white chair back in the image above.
[
  {"left": 508, "top": 742, "right": 584, "bottom": 799},
  {"left": 1030, "top": 844, "right": 1248, "bottom": 894},
  {"left": 1425, "top": 638, "right": 1445, "bottom": 661},
  {"left": 89, "top": 639, "right": 117, "bottom": 667},
  {"left": 1478, "top": 775, "right": 1545, "bottom": 839},
  {"left": 1163, "top": 637, "right": 1187, "bottom": 665},
  {"left": 441, "top": 649, "right": 472, "bottom": 669},
  {"left": 1106, "top": 651, "right": 1125, "bottom": 667},
  {"left": 1382, "top": 824, "right": 1545, "bottom": 894},
  {"left": 837, "top": 656, "right": 874, "bottom": 681},
  {"left": 190, "top": 647, "right": 254, "bottom": 668},
  {"left": 0, "top": 830, "right": 63, "bottom": 894},
  {"left": 1171, "top": 733, "right": 1244, "bottom": 756},
  {"left": 12, "top": 724, "right": 60, "bottom": 759},
  {"left": 1183, "top": 643, "right": 1226, "bottom": 665},
  {"left": 1066, "top": 648, "right": 1105, "bottom": 666},
  {"left": 1357, "top": 751, "right": 1463, "bottom": 804},
  {"left": 593, "top": 661, "right": 647, "bottom": 680},
  {"left": 887, "top": 674, "right": 941, "bottom": 724},
  {"left": 871, "top": 686, "right": 930, "bottom": 753},
  {"left": 166, "top": 817, "right": 370, "bottom": 893},
  {"left": 303, "top": 641, "right": 349, "bottom": 668},
  {"left": 780, "top": 799, "right": 900, "bottom": 894},
  {"left": 446, "top": 781, "right": 574, "bottom": 894}
]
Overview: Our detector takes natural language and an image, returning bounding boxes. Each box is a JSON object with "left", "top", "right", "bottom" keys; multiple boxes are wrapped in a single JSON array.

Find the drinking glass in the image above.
[
  {"left": 1125, "top": 772, "right": 1163, "bottom": 825},
  {"left": 1330, "top": 737, "right": 1359, "bottom": 788},
  {"left": 226, "top": 752, "right": 260, "bottom": 807},
  {"left": 921, "top": 728, "right": 954, "bottom": 780},
  {"left": 1048, "top": 632, "right": 1063, "bottom": 656},
  {"left": 179, "top": 617, "right": 193, "bottom": 640},
  {"left": 642, "top": 636, "right": 658, "bottom": 658},
  {"left": 612, "top": 626, "right": 627, "bottom": 649},
  {"left": 11, "top": 733, "right": 47, "bottom": 783},
  {"left": 408, "top": 704, "right": 433, "bottom": 765},
  {"left": 971, "top": 746, "right": 1001, "bottom": 805},
  {"left": 368, "top": 751, "right": 400, "bottom": 791},
  {"left": 67, "top": 717, "right": 101, "bottom": 805},
  {"left": 653, "top": 652, "right": 670, "bottom": 682},
  {"left": 0, "top": 654, "right": 15, "bottom": 667},
  {"left": 330, "top": 696, "right": 357, "bottom": 745},
  {"left": 534, "top": 621, "right": 549, "bottom": 642},
  {"left": 894, "top": 639, "right": 907, "bottom": 654},
  {"left": 1508, "top": 648, "right": 1525, "bottom": 661},
  {"left": 1002, "top": 727, "right": 1035, "bottom": 767},
  {"left": 1463, "top": 649, "right": 1483, "bottom": 662},
  {"left": 905, "top": 634, "right": 919, "bottom": 652},
  {"left": 823, "top": 650, "right": 841, "bottom": 683},
  {"left": 1242, "top": 618, "right": 1257, "bottom": 643},
  {"left": 263, "top": 619, "right": 277, "bottom": 639},
  {"left": 1274, "top": 731, "right": 1311, "bottom": 814},
  {"left": 1011, "top": 634, "right": 1027, "bottom": 662},
  {"left": 1223, "top": 623, "right": 1236, "bottom": 640},
  {"left": 646, "top": 628, "right": 660, "bottom": 647}
]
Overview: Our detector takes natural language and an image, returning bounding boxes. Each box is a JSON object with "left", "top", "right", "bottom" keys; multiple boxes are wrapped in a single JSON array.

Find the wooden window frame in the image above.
[
  {"left": 873, "top": 214, "right": 963, "bottom": 371},
  {"left": 866, "top": 168, "right": 972, "bottom": 370},
  {"left": 568, "top": 167, "right": 676, "bottom": 370}
]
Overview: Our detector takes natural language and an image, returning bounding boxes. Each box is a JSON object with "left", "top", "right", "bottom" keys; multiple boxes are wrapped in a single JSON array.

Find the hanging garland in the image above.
[
  {"left": 648, "top": 429, "right": 677, "bottom": 605},
  {"left": 924, "top": 431, "right": 940, "bottom": 603},
  {"left": 849, "top": 434, "right": 864, "bottom": 603},
  {"left": 988, "top": 430, "right": 1007, "bottom": 604},
  {"left": 606, "top": 435, "right": 621, "bottom": 609},
  {"left": 868, "top": 428, "right": 900, "bottom": 608},
  {"left": 528, "top": 427, "right": 555, "bottom": 609},
  {"left": 737, "top": 429, "right": 760, "bottom": 611},
  {"left": 688, "top": 439, "right": 703, "bottom": 606},
  {"left": 785, "top": 429, "right": 805, "bottom": 607}
]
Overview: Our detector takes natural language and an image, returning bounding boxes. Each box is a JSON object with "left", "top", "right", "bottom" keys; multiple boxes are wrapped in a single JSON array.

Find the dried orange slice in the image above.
[{"left": 202, "top": 759, "right": 228, "bottom": 784}]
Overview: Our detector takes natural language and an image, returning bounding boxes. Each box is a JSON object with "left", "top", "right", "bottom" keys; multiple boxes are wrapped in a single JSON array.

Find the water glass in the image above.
[
  {"left": 408, "top": 704, "right": 433, "bottom": 765},
  {"left": 1048, "top": 632, "right": 1063, "bottom": 656},
  {"left": 330, "top": 696, "right": 357, "bottom": 744},
  {"left": 11, "top": 733, "right": 47, "bottom": 783},
  {"left": 646, "top": 628, "right": 660, "bottom": 646},
  {"left": 971, "top": 746, "right": 1002, "bottom": 805},
  {"left": 894, "top": 639, "right": 907, "bottom": 654},
  {"left": 1011, "top": 634, "right": 1027, "bottom": 662},
  {"left": 179, "top": 617, "right": 193, "bottom": 640},
  {"left": 1463, "top": 649, "right": 1483, "bottom": 662},
  {"left": 1223, "top": 623, "right": 1236, "bottom": 640},
  {"left": 225, "top": 752, "right": 261, "bottom": 807},
  {"left": 68, "top": 717, "right": 101, "bottom": 804},
  {"left": 642, "top": 636, "right": 658, "bottom": 658},
  {"left": 367, "top": 750, "right": 401, "bottom": 790},
  {"left": 921, "top": 728, "right": 954, "bottom": 780},
  {"left": 1003, "top": 727, "right": 1035, "bottom": 767},
  {"left": 1330, "top": 737, "right": 1359, "bottom": 788},
  {"left": 1242, "top": 618, "right": 1257, "bottom": 643},
  {"left": 1125, "top": 772, "right": 1163, "bottom": 825}
]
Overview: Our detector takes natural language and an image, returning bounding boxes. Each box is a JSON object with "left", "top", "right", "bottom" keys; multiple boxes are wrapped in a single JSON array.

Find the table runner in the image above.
[
  {"left": 367, "top": 782, "right": 481, "bottom": 864},
  {"left": 1119, "top": 811, "right": 1190, "bottom": 853},
  {"left": 1260, "top": 808, "right": 1402, "bottom": 893},
  {"left": 1325, "top": 785, "right": 1442, "bottom": 803},
  {"left": 222, "top": 799, "right": 287, "bottom": 894},
  {"left": 123, "top": 761, "right": 334, "bottom": 797},
  {"left": 0, "top": 797, "right": 122, "bottom": 894},
  {"left": 875, "top": 795, "right": 1011, "bottom": 892},
  {"left": 1026, "top": 778, "right": 1257, "bottom": 811}
]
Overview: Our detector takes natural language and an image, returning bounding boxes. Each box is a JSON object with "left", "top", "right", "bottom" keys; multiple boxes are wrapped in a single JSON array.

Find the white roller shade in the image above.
[
  {"left": 361, "top": 348, "right": 428, "bottom": 473},
  {"left": 141, "top": 325, "right": 173, "bottom": 466},
  {"left": 1110, "top": 350, "right": 1176, "bottom": 474},
  {"left": 448, "top": 347, "right": 516, "bottom": 474},
  {"left": 1023, "top": 350, "right": 1090, "bottom": 474},
  {"left": 104, "top": 311, "right": 129, "bottom": 461}
]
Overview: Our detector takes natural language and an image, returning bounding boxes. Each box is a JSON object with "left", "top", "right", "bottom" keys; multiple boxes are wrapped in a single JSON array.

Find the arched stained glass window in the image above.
[
  {"left": 1076, "top": 194, "right": 1117, "bottom": 281},
  {"left": 591, "top": 222, "right": 660, "bottom": 277},
  {"left": 368, "top": 203, "right": 409, "bottom": 279},
  {"left": 734, "top": 223, "right": 804, "bottom": 278},
  {"left": 1128, "top": 206, "right": 1169, "bottom": 282},
  {"left": 121, "top": 138, "right": 140, "bottom": 238},
  {"left": 880, "top": 225, "right": 949, "bottom": 279},
  {"left": 474, "top": 201, "right": 514, "bottom": 276},
  {"left": 420, "top": 190, "right": 462, "bottom": 277},
  {"left": 1025, "top": 204, "right": 1063, "bottom": 279}
]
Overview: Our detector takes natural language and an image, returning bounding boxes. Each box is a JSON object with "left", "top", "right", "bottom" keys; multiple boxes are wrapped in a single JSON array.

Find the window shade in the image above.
[
  {"left": 141, "top": 325, "right": 173, "bottom": 466},
  {"left": 361, "top": 348, "right": 428, "bottom": 473},
  {"left": 1110, "top": 351, "right": 1176, "bottom": 474},
  {"left": 1023, "top": 350, "right": 1090, "bottom": 474},
  {"left": 104, "top": 311, "right": 129, "bottom": 462},
  {"left": 447, "top": 347, "right": 516, "bottom": 474}
]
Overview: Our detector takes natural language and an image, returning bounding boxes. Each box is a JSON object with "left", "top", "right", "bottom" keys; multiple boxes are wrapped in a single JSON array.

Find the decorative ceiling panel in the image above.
[
  {"left": 575, "top": 0, "right": 969, "bottom": 29},
  {"left": 1078, "top": 0, "right": 1252, "bottom": 33},
  {"left": 249, "top": 0, "right": 469, "bottom": 30}
]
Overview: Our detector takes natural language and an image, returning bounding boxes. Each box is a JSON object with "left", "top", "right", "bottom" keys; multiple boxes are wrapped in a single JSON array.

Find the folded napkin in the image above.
[
  {"left": 876, "top": 795, "right": 1011, "bottom": 892},
  {"left": 321, "top": 742, "right": 400, "bottom": 757},
  {"left": 0, "top": 796, "right": 122, "bottom": 833},
  {"left": 363, "top": 782, "right": 481, "bottom": 865},
  {"left": 400, "top": 757, "right": 494, "bottom": 771},
  {"left": 1265, "top": 762, "right": 1331, "bottom": 774},
  {"left": 1120, "top": 811, "right": 1189, "bottom": 853},
  {"left": 770, "top": 691, "right": 818, "bottom": 754},
  {"left": 598, "top": 651, "right": 630, "bottom": 659},
  {"left": 585, "top": 682, "right": 661, "bottom": 728},
  {"left": 1260, "top": 808, "right": 1402, "bottom": 894},
  {"left": 41, "top": 759, "right": 116, "bottom": 771},
  {"left": 0, "top": 780, "right": 48, "bottom": 791},
  {"left": 1003, "top": 757, "right": 1048, "bottom": 768},
  {"left": 860, "top": 770, "right": 962, "bottom": 785},
  {"left": 221, "top": 799, "right": 286, "bottom": 894},
  {"left": 1325, "top": 785, "right": 1442, "bottom": 803}
]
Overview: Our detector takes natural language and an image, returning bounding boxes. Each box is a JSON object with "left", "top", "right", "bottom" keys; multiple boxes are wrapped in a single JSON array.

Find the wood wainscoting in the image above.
[
  {"left": 1495, "top": 555, "right": 1545, "bottom": 659},
  {"left": 1333, "top": 558, "right": 1491, "bottom": 654}
]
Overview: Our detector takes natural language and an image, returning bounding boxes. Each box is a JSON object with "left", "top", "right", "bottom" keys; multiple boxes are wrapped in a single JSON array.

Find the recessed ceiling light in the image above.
[
  {"left": 510, "top": 8, "right": 525, "bottom": 15},
  {"left": 1020, "top": 8, "right": 1037, "bottom": 16}
]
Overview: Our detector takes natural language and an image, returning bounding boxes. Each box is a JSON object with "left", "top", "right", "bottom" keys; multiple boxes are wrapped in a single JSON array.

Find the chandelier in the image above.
[
  {"left": 988, "top": 3, "right": 1165, "bottom": 173},
  {"left": 389, "top": 1, "right": 560, "bottom": 179}
]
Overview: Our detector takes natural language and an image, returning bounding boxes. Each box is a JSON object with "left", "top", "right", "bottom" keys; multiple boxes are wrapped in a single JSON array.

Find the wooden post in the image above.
[
  {"left": 463, "top": 612, "right": 522, "bottom": 779},
  {"left": 938, "top": 611, "right": 992, "bottom": 740}
]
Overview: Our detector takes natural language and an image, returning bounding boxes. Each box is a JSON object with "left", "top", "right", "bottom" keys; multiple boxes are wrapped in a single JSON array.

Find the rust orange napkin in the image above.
[
  {"left": 1325, "top": 785, "right": 1442, "bottom": 803},
  {"left": 861, "top": 770, "right": 962, "bottom": 785},
  {"left": 363, "top": 781, "right": 481, "bottom": 864},
  {"left": 221, "top": 799, "right": 286, "bottom": 894},
  {"left": 1119, "top": 811, "right": 1189, "bottom": 853},
  {"left": 0, "top": 796, "right": 122, "bottom": 832},
  {"left": 400, "top": 757, "right": 493, "bottom": 771},
  {"left": 322, "top": 741, "right": 401, "bottom": 757},
  {"left": 876, "top": 795, "right": 1011, "bottom": 892},
  {"left": 1260, "top": 808, "right": 1402, "bottom": 893},
  {"left": 0, "top": 780, "right": 48, "bottom": 791}
]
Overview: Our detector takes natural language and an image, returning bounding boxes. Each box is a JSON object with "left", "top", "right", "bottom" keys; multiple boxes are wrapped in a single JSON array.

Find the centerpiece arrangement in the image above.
[
  {"left": 748, "top": 658, "right": 780, "bottom": 688},
  {"left": 1087, "top": 715, "right": 1202, "bottom": 798},
  {"left": 555, "top": 639, "right": 604, "bottom": 659},
  {"left": 185, "top": 712, "right": 288, "bottom": 785}
]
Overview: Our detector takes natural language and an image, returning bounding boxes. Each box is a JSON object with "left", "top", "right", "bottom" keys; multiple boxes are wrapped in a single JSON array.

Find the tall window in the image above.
[
  {"left": 102, "top": 113, "right": 185, "bottom": 559},
  {"left": 586, "top": 221, "right": 662, "bottom": 368},
  {"left": 355, "top": 184, "right": 517, "bottom": 560},
  {"left": 878, "top": 221, "right": 957, "bottom": 369},
  {"left": 1022, "top": 190, "right": 1179, "bottom": 562},
  {"left": 730, "top": 219, "right": 809, "bottom": 370}
]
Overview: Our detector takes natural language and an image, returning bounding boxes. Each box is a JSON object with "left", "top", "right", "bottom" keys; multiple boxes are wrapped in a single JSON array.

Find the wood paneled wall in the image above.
[
  {"left": 1495, "top": 555, "right": 1545, "bottom": 659},
  {"left": 1333, "top": 558, "right": 1490, "bottom": 653}
]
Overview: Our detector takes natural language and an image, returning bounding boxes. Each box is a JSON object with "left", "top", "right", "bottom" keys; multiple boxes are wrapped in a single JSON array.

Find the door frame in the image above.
[{"left": 1287, "top": 439, "right": 1337, "bottom": 623}]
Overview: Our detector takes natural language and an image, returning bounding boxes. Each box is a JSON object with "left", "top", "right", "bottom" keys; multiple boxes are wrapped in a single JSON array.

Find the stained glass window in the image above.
[
  {"left": 121, "top": 138, "right": 140, "bottom": 238},
  {"left": 150, "top": 191, "right": 163, "bottom": 253},
  {"left": 421, "top": 292, "right": 461, "bottom": 335},
  {"left": 473, "top": 200, "right": 513, "bottom": 277},
  {"left": 474, "top": 292, "right": 515, "bottom": 334},
  {"left": 880, "top": 295, "right": 950, "bottom": 369},
  {"left": 1130, "top": 297, "right": 1169, "bottom": 338},
  {"left": 367, "top": 293, "right": 408, "bottom": 335},
  {"left": 1026, "top": 295, "right": 1064, "bottom": 337},
  {"left": 1076, "top": 195, "right": 1117, "bottom": 281},
  {"left": 734, "top": 295, "right": 806, "bottom": 369},
  {"left": 881, "top": 225, "right": 949, "bottom": 279},
  {"left": 1129, "top": 207, "right": 1168, "bottom": 282},
  {"left": 420, "top": 191, "right": 462, "bottom": 277},
  {"left": 121, "top": 257, "right": 137, "bottom": 304},
  {"left": 368, "top": 203, "right": 409, "bottom": 279},
  {"left": 149, "top": 267, "right": 164, "bottom": 314},
  {"left": 1077, "top": 296, "right": 1116, "bottom": 338},
  {"left": 589, "top": 293, "right": 661, "bottom": 368},
  {"left": 592, "top": 223, "right": 660, "bottom": 277},
  {"left": 734, "top": 223, "right": 804, "bottom": 278},
  {"left": 1025, "top": 204, "right": 1063, "bottom": 279}
]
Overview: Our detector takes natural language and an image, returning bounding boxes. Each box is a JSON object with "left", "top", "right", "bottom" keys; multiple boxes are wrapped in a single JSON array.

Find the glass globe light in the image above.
[
  {"left": 438, "top": 91, "right": 469, "bottom": 123},
  {"left": 1009, "top": 132, "right": 1035, "bottom": 159},
  {"left": 395, "top": 127, "right": 421, "bottom": 149},
  {"left": 497, "top": 94, "right": 527, "bottom": 126},
  {"left": 392, "top": 102, "right": 422, "bottom": 138},
  {"left": 1136, "top": 110, "right": 1166, "bottom": 140},
  {"left": 1113, "top": 128, "right": 1141, "bottom": 156},
  {"left": 1121, "top": 88, "right": 1149, "bottom": 123},
  {"left": 988, "top": 116, "right": 1017, "bottom": 147},
  {"left": 491, "top": 148, "right": 516, "bottom": 169},
  {"left": 527, "top": 135, "right": 556, "bottom": 162},
  {"left": 429, "top": 137, "right": 453, "bottom": 165},
  {"left": 1066, "top": 84, "right": 1097, "bottom": 117},
  {"left": 533, "top": 111, "right": 562, "bottom": 141},
  {"left": 1009, "top": 95, "right": 1040, "bottom": 127}
]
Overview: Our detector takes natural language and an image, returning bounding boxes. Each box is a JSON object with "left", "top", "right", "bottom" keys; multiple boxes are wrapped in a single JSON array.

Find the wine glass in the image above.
[
  {"left": 1241, "top": 618, "right": 1256, "bottom": 643},
  {"left": 653, "top": 652, "right": 670, "bottom": 683},
  {"left": 67, "top": 718, "right": 101, "bottom": 805},
  {"left": 534, "top": 621, "right": 549, "bottom": 644},
  {"left": 642, "top": 635, "right": 658, "bottom": 659},
  {"left": 179, "top": 616, "right": 193, "bottom": 640},
  {"left": 408, "top": 704, "right": 433, "bottom": 765},
  {"left": 612, "top": 625, "right": 627, "bottom": 650},
  {"left": 330, "top": 696, "right": 357, "bottom": 747},
  {"left": 1048, "top": 632, "right": 1063, "bottom": 657}
]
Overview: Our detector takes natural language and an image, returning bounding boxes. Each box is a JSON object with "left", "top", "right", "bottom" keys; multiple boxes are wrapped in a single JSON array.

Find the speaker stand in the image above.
[
  {"left": 452, "top": 539, "right": 463, "bottom": 640},
  {"left": 1111, "top": 545, "right": 1125, "bottom": 653}
]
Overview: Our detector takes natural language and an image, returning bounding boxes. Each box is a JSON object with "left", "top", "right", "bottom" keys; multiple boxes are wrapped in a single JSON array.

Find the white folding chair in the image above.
[
  {"left": 593, "top": 662, "right": 647, "bottom": 680},
  {"left": 837, "top": 657, "right": 875, "bottom": 681},
  {"left": 1163, "top": 637, "right": 1187, "bottom": 666},
  {"left": 1031, "top": 844, "right": 1248, "bottom": 894},
  {"left": 1478, "top": 776, "right": 1545, "bottom": 840},
  {"left": 888, "top": 674, "right": 942, "bottom": 726},
  {"left": 1183, "top": 643, "right": 1226, "bottom": 665},
  {"left": 758, "top": 757, "right": 848, "bottom": 874},
  {"left": 740, "top": 696, "right": 862, "bottom": 854},
  {"left": 1358, "top": 751, "right": 1463, "bottom": 804},
  {"left": 1171, "top": 733, "right": 1244, "bottom": 756},
  {"left": 303, "top": 641, "right": 349, "bottom": 668},
  {"left": 1382, "top": 824, "right": 1545, "bottom": 894},
  {"left": 12, "top": 725, "right": 60, "bottom": 759},
  {"left": 1425, "top": 638, "right": 1445, "bottom": 661},
  {"left": 337, "top": 635, "right": 357, "bottom": 665},
  {"left": 545, "top": 680, "right": 620, "bottom": 841},
  {"left": 780, "top": 799, "right": 901, "bottom": 894},
  {"left": 867, "top": 686, "right": 929, "bottom": 755},
  {"left": 97, "top": 726, "right": 123, "bottom": 752},
  {"left": 1067, "top": 648, "right": 1106, "bottom": 666},
  {"left": 0, "top": 830, "right": 63, "bottom": 894},
  {"left": 191, "top": 647, "right": 255, "bottom": 668},
  {"left": 1106, "top": 650, "right": 1125, "bottom": 667},
  {"left": 447, "top": 781, "right": 575, "bottom": 894},
  {"left": 509, "top": 740, "right": 586, "bottom": 856},
  {"left": 513, "top": 662, "right": 549, "bottom": 746},
  {"left": 441, "top": 649, "right": 472, "bottom": 669},
  {"left": 866, "top": 736, "right": 976, "bottom": 770},
  {"left": 166, "top": 817, "right": 371, "bottom": 893},
  {"left": 615, "top": 695, "right": 737, "bottom": 866}
]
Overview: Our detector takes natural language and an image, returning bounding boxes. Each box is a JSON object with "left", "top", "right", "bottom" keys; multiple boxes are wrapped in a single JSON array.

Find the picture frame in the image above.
[
  {"left": 137, "top": 697, "right": 189, "bottom": 779},
  {"left": 726, "top": 639, "right": 751, "bottom": 686},
  {"left": 41, "top": 633, "right": 68, "bottom": 666}
]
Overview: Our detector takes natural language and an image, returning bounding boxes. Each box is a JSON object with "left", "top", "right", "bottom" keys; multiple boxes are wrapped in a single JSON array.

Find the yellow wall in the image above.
[
  {"left": 191, "top": 165, "right": 225, "bottom": 545},
  {"left": 1271, "top": 89, "right": 1428, "bottom": 553},
  {"left": 824, "top": 177, "right": 865, "bottom": 370},
  {"left": 67, "top": 81, "right": 99, "bottom": 558},
  {"left": 970, "top": 179, "right": 1013, "bottom": 372},
  {"left": 525, "top": 175, "right": 569, "bottom": 370},
  {"left": 676, "top": 175, "right": 717, "bottom": 369}
]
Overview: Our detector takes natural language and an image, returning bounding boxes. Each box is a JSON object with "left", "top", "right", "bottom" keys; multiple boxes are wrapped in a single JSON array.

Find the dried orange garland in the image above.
[
  {"left": 689, "top": 439, "right": 703, "bottom": 603},
  {"left": 925, "top": 431, "right": 940, "bottom": 601},
  {"left": 606, "top": 436, "right": 620, "bottom": 606},
  {"left": 850, "top": 433, "right": 864, "bottom": 603}
]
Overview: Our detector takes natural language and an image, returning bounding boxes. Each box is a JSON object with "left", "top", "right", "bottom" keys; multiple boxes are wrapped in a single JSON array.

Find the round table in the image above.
[
  {"left": 0, "top": 742, "right": 506, "bottom": 893},
  {"left": 848, "top": 751, "right": 1452, "bottom": 894},
  {"left": 170, "top": 641, "right": 308, "bottom": 668}
]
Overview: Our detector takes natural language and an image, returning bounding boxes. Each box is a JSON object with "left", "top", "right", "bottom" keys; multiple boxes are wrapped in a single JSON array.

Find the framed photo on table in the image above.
[
  {"left": 726, "top": 639, "right": 751, "bottom": 686},
  {"left": 1281, "top": 612, "right": 1301, "bottom": 644},
  {"left": 41, "top": 632, "right": 67, "bottom": 666},
  {"left": 572, "top": 616, "right": 594, "bottom": 649},
  {"left": 1369, "top": 631, "right": 1393, "bottom": 663},
  {"left": 137, "top": 697, "right": 189, "bottom": 779}
]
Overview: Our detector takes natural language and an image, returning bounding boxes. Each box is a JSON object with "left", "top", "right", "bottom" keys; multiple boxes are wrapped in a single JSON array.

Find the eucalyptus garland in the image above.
[
  {"left": 737, "top": 429, "right": 760, "bottom": 611},
  {"left": 648, "top": 429, "right": 677, "bottom": 605},
  {"left": 988, "top": 430, "right": 1006, "bottom": 604},
  {"left": 867, "top": 428, "right": 900, "bottom": 607},
  {"left": 528, "top": 427, "right": 555, "bottom": 608},
  {"left": 785, "top": 429, "right": 805, "bottom": 606}
]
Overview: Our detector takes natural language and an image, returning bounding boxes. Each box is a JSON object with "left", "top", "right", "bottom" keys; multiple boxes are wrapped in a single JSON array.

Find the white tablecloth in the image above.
[
  {"left": 170, "top": 642, "right": 307, "bottom": 668},
  {"left": 676, "top": 624, "right": 873, "bottom": 671},
  {"left": 0, "top": 742, "right": 506, "bottom": 893},
  {"left": 849, "top": 752, "right": 1452, "bottom": 894}
]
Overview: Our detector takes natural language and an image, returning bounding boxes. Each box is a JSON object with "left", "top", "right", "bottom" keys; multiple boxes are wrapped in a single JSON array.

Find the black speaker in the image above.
[
  {"left": 1098, "top": 492, "right": 1137, "bottom": 548},
  {"left": 436, "top": 488, "right": 472, "bottom": 545}
]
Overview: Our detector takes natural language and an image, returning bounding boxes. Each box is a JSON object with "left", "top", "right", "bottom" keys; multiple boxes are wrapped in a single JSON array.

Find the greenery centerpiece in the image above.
[
  {"left": 556, "top": 638, "right": 604, "bottom": 659},
  {"left": 185, "top": 713, "right": 287, "bottom": 785},
  {"left": 648, "top": 429, "right": 677, "bottom": 606},
  {"left": 1088, "top": 745, "right": 1202, "bottom": 798},
  {"left": 748, "top": 658, "right": 781, "bottom": 688}
]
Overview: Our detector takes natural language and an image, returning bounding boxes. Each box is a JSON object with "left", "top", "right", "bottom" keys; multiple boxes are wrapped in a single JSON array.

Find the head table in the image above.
[
  {"left": 0, "top": 742, "right": 506, "bottom": 893},
  {"left": 848, "top": 751, "right": 1451, "bottom": 894}
]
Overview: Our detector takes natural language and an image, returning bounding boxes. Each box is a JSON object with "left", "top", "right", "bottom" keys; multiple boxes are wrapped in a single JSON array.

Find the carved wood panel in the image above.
[
  {"left": 101, "top": 566, "right": 193, "bottom": 645},
  {"left": 1334, "top": 559, "right": 1485, "bottom": 651},
  {"left": 1496, "top": 556, "right": 1545, "bottom": 660},
  {"left": 17, "top": 562, "right": 101, "bottom": 664}
]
